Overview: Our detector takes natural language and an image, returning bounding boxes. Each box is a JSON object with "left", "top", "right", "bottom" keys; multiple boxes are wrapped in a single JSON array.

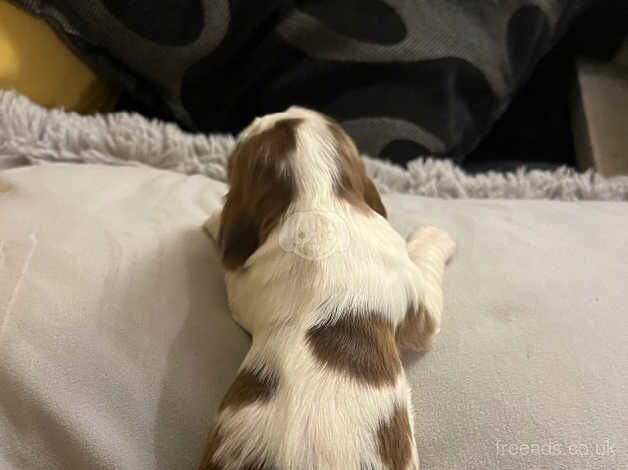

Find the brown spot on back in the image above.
[
  {"left": 377, "top": 405, "right": 413, "bottom": 470},
  {"left": 306, "top": 312, "right": 401, "bottom": 386},
  {"left": 240, "top": 460, "right": 277, "bottom": 470},
  {"left": 396, "top": 304, "right": 437, "bottom": 352},
  {"left": 198, "top": 425, "right": 277, "bottom": 470},
  {"left": 219, "top": 118, "right": 302, "bottom": 270},
  {"left": 326, "top": 118, "right": 387, "bottom": 218},
  {"left": 219, "top": 367, "right": 278, "bottom": 411}
]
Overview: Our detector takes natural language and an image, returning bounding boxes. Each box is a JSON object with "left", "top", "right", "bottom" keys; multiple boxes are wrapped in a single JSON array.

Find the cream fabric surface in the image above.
[{"left": 0, "top": 163, "right": 626, "bottom": 470}]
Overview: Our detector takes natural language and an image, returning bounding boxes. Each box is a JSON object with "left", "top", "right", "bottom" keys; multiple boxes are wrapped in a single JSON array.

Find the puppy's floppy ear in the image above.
[
  {"left": 219, "top": 204, "right": 261, "bottom": 270},
  {"left": 363, "top": 177, "right": 386, "bottom": 218},
  {"left": 325, "top": 118, "right": 387, "bottom": 218},
  {"left": 219, "top": 118, "right": 301, "bottom": 270},
  {"left": 218, "top": 185, "right": 293, "bottom": 270}
]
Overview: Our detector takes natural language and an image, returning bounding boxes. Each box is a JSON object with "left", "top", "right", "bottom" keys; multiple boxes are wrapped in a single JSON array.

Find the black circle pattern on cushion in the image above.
[
  {"left": 297, "top": 0, "right": 406, "bottom": 45},
  {"left": 19, "top": 0, "right": 590, "bottom": 165},
  {"left": 183, "top": 42, "right": 497, "bottom": 161},
  {"left": 380, "top": 140, "right": 432, "bottom": 164},
  {"left": 102, "top": 0, "right": 204, "bottom": 45}
]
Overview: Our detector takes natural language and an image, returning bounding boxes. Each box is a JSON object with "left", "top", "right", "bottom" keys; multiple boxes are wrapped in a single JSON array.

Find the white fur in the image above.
[{"left": 205, "top": 108, "right": 455, "bottom": 470}]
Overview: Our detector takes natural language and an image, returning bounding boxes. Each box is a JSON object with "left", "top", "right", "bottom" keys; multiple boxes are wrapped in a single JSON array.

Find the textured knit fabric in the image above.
[{"left": 2, "top": 91, "right": 627, "bottom": 201}]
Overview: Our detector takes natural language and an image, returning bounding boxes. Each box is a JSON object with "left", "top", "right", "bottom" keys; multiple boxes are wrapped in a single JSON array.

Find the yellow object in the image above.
[{"left": 0, "top": 0, "right": 117, "bottom": 113}]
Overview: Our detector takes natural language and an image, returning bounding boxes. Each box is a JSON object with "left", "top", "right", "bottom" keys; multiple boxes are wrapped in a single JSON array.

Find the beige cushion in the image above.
[{"left": 1, "top": 164, "right": 626, "bottom": 469}]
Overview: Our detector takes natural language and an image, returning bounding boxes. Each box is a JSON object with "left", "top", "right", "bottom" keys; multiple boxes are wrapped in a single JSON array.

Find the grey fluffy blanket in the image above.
[{"left": 1, "top": 91, "right": 627, "bottom": 200}]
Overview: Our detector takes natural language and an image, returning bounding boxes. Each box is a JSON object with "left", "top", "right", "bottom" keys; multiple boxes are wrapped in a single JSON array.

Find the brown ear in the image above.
[
  {"left": 219, "top": 186, "right": 294, "bottom": 270},
  {"left": 218, "top": 118, "right": 301, "bottom": 270},
  {"left": 324, "top": 118, "right": 387, "bottom": 218},
  {"left": 219, "top": 196, "right": 260, "bottom": 271},
  {"left": 363, "top": 177, "right": 387, "bottom": 218}
]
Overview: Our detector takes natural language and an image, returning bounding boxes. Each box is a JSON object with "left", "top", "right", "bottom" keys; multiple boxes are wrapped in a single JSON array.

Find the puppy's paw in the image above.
[
  {"left": 203, "top": 210, "right": 222, "bottom": 243},
  {"left": 396, "top": 304, "right": 440, "bottom": 353},
  {"left": 408, "top": 226, "right": 456, "bottom": 263}
]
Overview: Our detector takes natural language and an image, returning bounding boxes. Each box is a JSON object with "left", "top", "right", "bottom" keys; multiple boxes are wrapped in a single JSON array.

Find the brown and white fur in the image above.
[{"left": 200, "top": 107, "right": 455, "bottom": 470}]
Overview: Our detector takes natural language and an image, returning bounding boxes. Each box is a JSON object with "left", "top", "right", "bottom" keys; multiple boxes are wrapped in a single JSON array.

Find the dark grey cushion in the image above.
[{"left": 17, "top": 0, "right": 589, "bottom": 162}]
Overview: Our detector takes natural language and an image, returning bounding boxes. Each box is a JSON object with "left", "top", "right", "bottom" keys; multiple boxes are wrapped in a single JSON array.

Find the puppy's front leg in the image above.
[
  {"left": 204, "top": 209, "right": 253, "bottom": 336},
  {"left": 397, "top": 226, "right": 456, "bottom": 351},
  {"left": 203, "top": 209, "right": 222, "bottom": 243}
]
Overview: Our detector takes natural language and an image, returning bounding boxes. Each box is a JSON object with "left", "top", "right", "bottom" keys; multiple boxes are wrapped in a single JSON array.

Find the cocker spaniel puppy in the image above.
[{"left": 201, "top": 107, "right": 455, "bottom": 470}]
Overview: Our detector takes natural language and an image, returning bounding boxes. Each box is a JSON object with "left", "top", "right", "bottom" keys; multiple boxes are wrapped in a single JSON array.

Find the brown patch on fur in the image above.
[
  {"left": 363, "top": 177, "right": 387, "bottom": 218},
  {"left": 396, "top": 303, "right": 437, "bottom": 352},
  {"left": 325, "top": 118, "right": 387, "bottom": 218},
  {"left": 240, "top": 460, "right": 277, "bottom": 470},
  {"left": 199, "top": 425, "right": 276, "bottom": 470},
  {"left": 377, "top": 405, "right": 413, "bottom": 470},
  {"left": 219, "top": 367, "right": 278, "bottom": 411},
  {"left": 306, "top": 313, "right": 401, "bottom": 386},
  {"left": 219, "top": 118, "right": 302, "bottom": 270}
]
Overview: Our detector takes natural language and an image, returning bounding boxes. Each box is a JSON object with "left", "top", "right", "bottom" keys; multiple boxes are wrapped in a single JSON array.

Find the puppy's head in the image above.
[{"left": 219, "top": 106, "right": 386, "bottom": 270}]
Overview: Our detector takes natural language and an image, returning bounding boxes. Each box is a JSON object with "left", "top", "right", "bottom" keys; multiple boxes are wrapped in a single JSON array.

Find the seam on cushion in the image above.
[{"left": 0, "top": 232, "right": 38, "bottom": 340}]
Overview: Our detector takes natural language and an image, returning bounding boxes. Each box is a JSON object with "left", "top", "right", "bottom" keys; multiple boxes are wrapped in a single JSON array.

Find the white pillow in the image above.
[{"left": 1, "top": 164, "right": 626, "bottom": 469}]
